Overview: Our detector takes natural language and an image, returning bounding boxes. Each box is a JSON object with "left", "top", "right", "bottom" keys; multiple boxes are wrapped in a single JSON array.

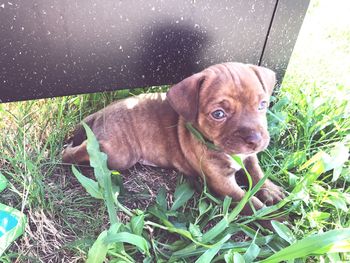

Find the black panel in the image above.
[
  {"left": 259, "top": 0, "right": 310, "bottom": 82},
  {"left": 0, "top": 0, "right": 309, "bottom": 103}
]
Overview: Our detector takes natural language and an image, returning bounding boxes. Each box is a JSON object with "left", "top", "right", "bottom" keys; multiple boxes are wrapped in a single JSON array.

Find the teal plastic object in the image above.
[{"left": 0, "top": 173, "right": 26, "bottom": 256}]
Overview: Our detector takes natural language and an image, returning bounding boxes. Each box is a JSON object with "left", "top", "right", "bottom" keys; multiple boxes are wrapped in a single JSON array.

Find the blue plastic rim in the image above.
[
  {"left": 0, "top": 211, "right": 19, "bottom": 238},
  {"left": 0, "top": 204, "right": 26, "bottom": 256}
]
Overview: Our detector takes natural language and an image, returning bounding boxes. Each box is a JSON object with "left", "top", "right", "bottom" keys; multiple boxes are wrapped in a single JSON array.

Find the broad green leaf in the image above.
[
  {"left": 324, "top": 191, "right": 348, "bottom": 212},
  {"left": 260, "top": 229, "right": 350, "bottom": 263},
  {"left": 292, "top": 159, "right": 325, "bottom": 195},
  {"left": 332, "top": 166, "right": 343, "bottom": 182},
  {"left": 298, "top": 151, "right": 325, "bottom": 171},
  {"left": 234, "top": 252, "right": 246, "bottom": 263},
  {"left": 86, "top": 230, "right": 108, "bottom": 263},
  {"left": 198, "top": 200, "right": 209, "bottom": 216},
  {"left": 283, "top": 151, "right": 307, "bottom": 170},
  {"left": 307, "top": 211, "right": 330, "bottom": 228},
  {"left": 130, "top": 214, "right": 145, "bottom": 235},
  {"left": 327, "top": 252, "right": 341, "bottom": 262},
  {"left": 185, "top": 122, "right": 206, "bottom": 144},
  {"left": 327, "top": 142, "right": 349, "bottom": 173},
  {"left": 224, "top": 249, "right": 235, "bottom": 263},
  {"left": 271, "top": 220, "right": 296, "bottom": 244},
  {"left": 288, "top": 172, "right": 298, "bottom": 188},
  {"left": 148, "top": 205, "right": 170, "bottom": 225},
  {"left": 83, "top": 123, "right": 110, "bottom": 187},
  {"left": 195, "top": 234, "right": 231, "bottom": 263},
  {"left": 156, "top": 187, "right": 167, "bottom": 210},
  {"left": 231, "top": 155, "right": 244, "bottom": 170},
  {"left": 186, "top": 122, "right": 220, "bottom": 150},
  {"left": 83, "top": 123, "right": 118, "bottom": 225},
  {"left": 72, "top": 166, "right": 103, "bottom": 199},
  {"left": 106, "top": 232, "right": 150, "bottom": 256},
  {"left": 171, "top": 183, "right": 195, "bottom": 211},
  {"left": 243, "top": 241, "right": 260, "bottom": 263}
]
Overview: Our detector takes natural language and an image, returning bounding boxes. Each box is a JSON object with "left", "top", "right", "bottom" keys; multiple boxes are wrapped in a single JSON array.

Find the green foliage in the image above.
[
  {"left": 73, "top": 121, "right": 350, "bottom": 262},
  {"left": 0, "top": 82, "right": 349, "bottom": 262},
  {"left": 260, "top": 229, "right": 350, "bottom": 263},
  {"left": 170, "top": 183, "right": 195, "bottom": 211}
]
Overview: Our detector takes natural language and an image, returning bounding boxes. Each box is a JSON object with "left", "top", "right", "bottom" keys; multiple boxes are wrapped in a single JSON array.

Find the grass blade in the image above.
[
  {"left": 195, "top": 234, "right": 231, "bottom": 263},
  {"left": 271, "top": 220, "right": 296, "bottom": 244},
  {"left": 202, "top": 217, "right": 229, "bottom": 243},
  {"left": 260, "top": 229, "right": 350, "bottom": 263}
]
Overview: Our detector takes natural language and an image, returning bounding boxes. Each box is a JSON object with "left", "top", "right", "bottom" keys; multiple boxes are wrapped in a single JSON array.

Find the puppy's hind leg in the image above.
[{"left": 62, "top": 140, "right": 89, "bottom": 164}]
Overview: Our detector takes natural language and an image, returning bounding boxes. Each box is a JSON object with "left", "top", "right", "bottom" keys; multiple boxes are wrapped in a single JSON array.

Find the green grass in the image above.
[{"left": 0, "top": 0, "right": 350, "bottom": 261}]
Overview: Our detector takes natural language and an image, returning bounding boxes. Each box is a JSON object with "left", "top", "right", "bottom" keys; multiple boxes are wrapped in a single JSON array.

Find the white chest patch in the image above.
[{"left": 225, "top": 154, "right": 248, "bottom": 171}]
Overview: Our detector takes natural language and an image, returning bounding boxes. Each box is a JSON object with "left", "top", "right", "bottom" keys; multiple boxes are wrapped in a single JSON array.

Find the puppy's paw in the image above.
[{"left": 256, "top": 181, "right": 285, "bottom": 206}]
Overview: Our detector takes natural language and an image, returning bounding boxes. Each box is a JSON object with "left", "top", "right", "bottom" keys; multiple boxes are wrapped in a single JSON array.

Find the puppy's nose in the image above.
[{"left": 243, "top": 132, "right": 262, "bottom": 149}]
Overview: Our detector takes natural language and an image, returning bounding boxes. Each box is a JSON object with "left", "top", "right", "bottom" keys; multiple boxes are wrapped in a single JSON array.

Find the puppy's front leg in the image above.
[
  {"left": 243, "top": 155, "right": 285, "bottom": 205},
  {"left": 200, "top": 159, "right": 264, "bottom": 215}
]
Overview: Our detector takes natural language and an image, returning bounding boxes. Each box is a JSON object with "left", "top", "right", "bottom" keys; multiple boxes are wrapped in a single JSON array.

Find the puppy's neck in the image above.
[{"left": 185, "top": 122, "right": 220, "bottom": 151}]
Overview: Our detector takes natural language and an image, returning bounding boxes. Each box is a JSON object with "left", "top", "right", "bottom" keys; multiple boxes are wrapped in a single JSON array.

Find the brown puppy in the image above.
[{"left": 62, "top": 62, "right": 284, "bottom": 216}]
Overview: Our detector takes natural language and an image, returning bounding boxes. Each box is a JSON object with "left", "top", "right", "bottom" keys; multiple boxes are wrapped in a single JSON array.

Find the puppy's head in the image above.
[{"left": 167, "top": 62, "right": 276, "bottom": 155}]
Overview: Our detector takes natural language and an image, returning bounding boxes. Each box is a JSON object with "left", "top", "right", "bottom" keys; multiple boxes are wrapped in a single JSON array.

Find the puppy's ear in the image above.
[
  {"left": 249, "top": 65, "right": 276, "bottom": 96},
  {"left": 167, "top": 73, "right": 205, "bottom": 123}
]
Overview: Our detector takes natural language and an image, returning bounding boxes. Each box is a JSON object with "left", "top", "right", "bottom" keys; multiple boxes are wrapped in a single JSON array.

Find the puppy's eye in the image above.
[
  {"left": 258, "top": 101, "right": 268, "bottom": 110},
  {"left": 211, "top": 109, "right": 226, "bottom": 119}
]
